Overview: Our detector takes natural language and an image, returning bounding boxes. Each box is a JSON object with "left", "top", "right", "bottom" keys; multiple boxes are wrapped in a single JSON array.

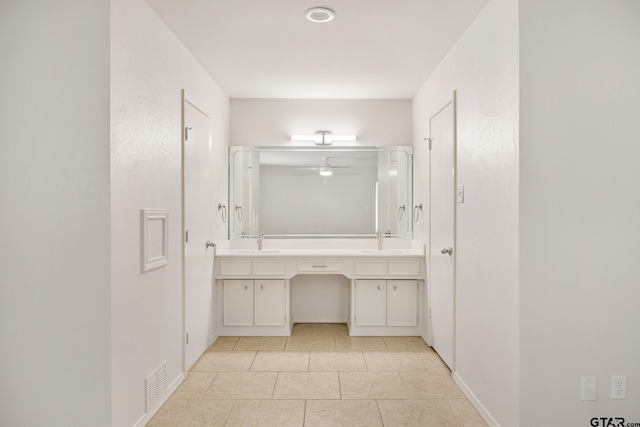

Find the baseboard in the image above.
[
  {"left": 452, "top": 372, "right": 500, "bottom": 427},
  {"left": 292, "top": 318, "right": 348, "bottom": 323},
  {"left": 133, "top": 372, "right": 185, "bottom": 427}
]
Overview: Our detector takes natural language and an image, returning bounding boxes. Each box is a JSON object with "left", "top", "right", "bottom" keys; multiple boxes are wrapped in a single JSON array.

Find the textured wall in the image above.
[
  {"left": 413, "top": 0, "right": 519, "bottom": 425},
  {"left": 110, "top": 0, "right": 229, "bottom": 425}
]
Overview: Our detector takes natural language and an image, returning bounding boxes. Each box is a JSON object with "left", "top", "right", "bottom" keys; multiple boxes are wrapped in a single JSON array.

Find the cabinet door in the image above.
[
  {"left": 355, "top": 280, "right": 387, "bottom": 326},
  {"left": 387, "top": 280, "right": 418, "bottom": 326},
  {"left": 223, "top": 280, "right": 254, "bottom": 326},
  {"left": 255, "top": 280, "right": 286, "bottom": 326}
]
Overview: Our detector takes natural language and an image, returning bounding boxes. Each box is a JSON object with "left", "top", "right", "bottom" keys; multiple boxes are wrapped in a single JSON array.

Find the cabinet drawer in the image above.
[
  {"left": 388, "top": 260, "right": 421, "bottom": 276},
  {"left": 253, "top": 260, "right": 285, "bottom": 276},
  {"left": 297, "top": 260, "right": 342, "bottom": 272},
  {"left": 355, "top": 260, "right": 387, "bottom": 276},
  {"left": 219, "top": 260, "right": 252, "bottom": 276}
]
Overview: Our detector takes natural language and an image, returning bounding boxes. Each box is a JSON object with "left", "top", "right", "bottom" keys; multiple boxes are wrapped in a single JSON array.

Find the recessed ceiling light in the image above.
[{"left": 305, "top": 7, "right": 335, "bottom": 23}]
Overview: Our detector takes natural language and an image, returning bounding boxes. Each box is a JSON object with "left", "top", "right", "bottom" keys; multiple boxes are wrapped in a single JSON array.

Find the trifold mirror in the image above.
[{"left": 229, "top": 146, "right": 413, "bottom": 239}]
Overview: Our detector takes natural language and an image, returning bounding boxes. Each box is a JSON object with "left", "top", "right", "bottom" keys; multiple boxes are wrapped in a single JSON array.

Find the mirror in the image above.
[{"left": 229, "top": 146, "right": 412, "bottom": 239}]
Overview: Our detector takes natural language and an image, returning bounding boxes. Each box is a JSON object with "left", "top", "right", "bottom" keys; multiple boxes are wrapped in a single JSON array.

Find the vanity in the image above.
[
  {"left": 213, "top": 246, "right": 426, "bottom": 336},
  {"left": 215, "top": 145, "right": 425, "bottom": 337}
]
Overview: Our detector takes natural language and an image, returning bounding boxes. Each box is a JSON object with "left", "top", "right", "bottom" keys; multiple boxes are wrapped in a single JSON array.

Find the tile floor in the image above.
[{"left": 149, "top": 324, "right": 487, "bottom": 426}]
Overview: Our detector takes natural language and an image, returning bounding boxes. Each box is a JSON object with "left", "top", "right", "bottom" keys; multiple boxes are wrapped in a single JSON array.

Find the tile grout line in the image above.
[
  {"left": 271, "top": 371, "right": 279, "bottom": 400},
  {"left": 302, "top": 399, "right": 307, "bottom": 427},
  {"left": 248, "top": 350, "right": 258, "bottom": 372},
  {"left": 375, "top": 399, "right": 386, "bottom": 427}
]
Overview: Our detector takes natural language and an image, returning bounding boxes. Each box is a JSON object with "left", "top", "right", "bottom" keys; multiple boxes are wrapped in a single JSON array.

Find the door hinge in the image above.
[
  {"left": 186, "top": 333, "right": 189, "bottom": 344},
  {"left": 428, "top": 138, "right": 433, "bottom": 150},
  {"left": 185, "top": 126, "right": 192, "bottom": 141},
  {"left": 185, "top": 230, "right": 189, "bottom": 243}
]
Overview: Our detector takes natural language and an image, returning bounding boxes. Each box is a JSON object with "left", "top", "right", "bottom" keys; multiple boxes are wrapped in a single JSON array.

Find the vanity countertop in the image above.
[{"left": 215, "top": 248, "right": 425, "bottom": 257}]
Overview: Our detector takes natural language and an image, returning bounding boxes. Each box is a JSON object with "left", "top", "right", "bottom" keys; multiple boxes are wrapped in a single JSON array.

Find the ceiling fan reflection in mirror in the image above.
[{"left": 296, "top": 157, "right": 351, "bottom": 177}]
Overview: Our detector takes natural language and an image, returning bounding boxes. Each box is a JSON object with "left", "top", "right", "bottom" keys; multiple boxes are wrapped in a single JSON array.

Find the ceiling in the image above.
[{"left": 145, "top": 0, "right": 489, "bottom": 99}]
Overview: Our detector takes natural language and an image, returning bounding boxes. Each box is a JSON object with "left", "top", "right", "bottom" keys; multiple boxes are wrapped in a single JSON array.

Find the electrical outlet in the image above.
[
  {"left": 611, "top": 375, "right": 627, "bottom": 399},
  {"left": 581, "top": 376, "right": 597, "bottom": 400}
]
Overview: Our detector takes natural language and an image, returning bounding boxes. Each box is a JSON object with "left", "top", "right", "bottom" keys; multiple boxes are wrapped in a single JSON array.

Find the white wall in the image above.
[
  {"left": 230, "top": 99, "right": 412, "bottom": 147},
  {"left": 110, "top": 0, "right": 229, "bottom": 425},
  {"left": 292, "top": 275, "right": 351, "bottom": 323},
  {"left": 0, "top": 1, "right": 112, "bottom": 425},
  {"left": 413, "top": 0, "right": 519, "bottom": 425},
  {"left": 519, "top": 0, "right": 640, "bottom": 425}
]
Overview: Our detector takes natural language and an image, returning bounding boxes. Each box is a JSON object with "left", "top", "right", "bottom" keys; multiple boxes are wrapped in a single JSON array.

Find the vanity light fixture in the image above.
[
  {"left": 305, "top": 7, "right": 335, "bottom": 23},
  {"left": 290, "top": 131, "right": 357, "bottom": 146}
]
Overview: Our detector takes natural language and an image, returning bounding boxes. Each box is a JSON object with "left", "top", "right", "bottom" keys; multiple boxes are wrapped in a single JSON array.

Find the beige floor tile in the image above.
[
  {"left": 305, "top": 400, "right": 383, "bottom": 427},
  {"left": 382, "top": 336, "right": 433, "bottom": 352},
  {"left": 447, "top": 399, "right": 489, "bottom": 427},
  {"left": 335, "top": 336, "right": 387, "bottom": 352},
  {"left": 148, "top": 399, "right": 234, "bottom": 427},
  {"left": 206, "top": 336, "right": 239, "bottom": 352},
  {"left": 285, "top": 335, "right": 336, "bottom": 351},
  {"left": 290, "top": 323, "right": 316, "bottom": 336},
  {"left": 363, "top": 352, "right": 425, "bottom": 371},
  {"left": 233, "top": 336, "right": 287, "bottom": 351},
  {"left": 250, "top": 351, "right": 309, "bottom": 371},
  {"left": 170, "top": 372, "right": 217, "bottom": 400},
  {"left": 377, "top": 399, "right": 463, "bottom": 427},
  {"left": 225, "top": 400, "right": 305, "bottom": 427},
  {"left": 399, "top": 371, "right": 465, "bottom": 399},
  {"left": 309, "top": 352, "right": 367, "bottom": 372},
  {"left": 291, "top": 323, "right": 349, "bottom": 336},
  {"left": 191, "top": 352, "right": 256, "bottom": 372},
  {"left": 417, "top": 351, "right": 451, "bottom": 372},
  {"left": 339, "top": 372, "right": 408, "bottom": 399},
  {"left": 273, "top": 372, "right": 340, "bottom": 399},
  {"left": 202, "top": 372, "right": 277, "bottom": 399}
]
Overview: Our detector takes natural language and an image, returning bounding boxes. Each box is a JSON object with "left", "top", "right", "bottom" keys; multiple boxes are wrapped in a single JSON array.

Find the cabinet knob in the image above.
[
  {"left": 244, "top": 285, "right": 247, "bottom": 290},
  {"left": 377, "top": 285, "right": 381, "bottom": 290}
]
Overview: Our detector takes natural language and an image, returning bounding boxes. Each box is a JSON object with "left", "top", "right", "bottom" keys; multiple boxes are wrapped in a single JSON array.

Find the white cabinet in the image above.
[
  {"left": 255, "top": 280, "right": 286, "bottom": 326},
  {"left": 223, "top": 279, "right": 286, "bottom": 327},
  {"left": 355, "top": 280, "right": 387, "bottom": 326},
  {"left": 354, "top": 280, "right": 417, "bottom": 327},
  {"left": 223, "top": 280, "right": 254, "bottom": 326},
  {"left": 387, "top": 280, "right": 418, "bottom": 326}
]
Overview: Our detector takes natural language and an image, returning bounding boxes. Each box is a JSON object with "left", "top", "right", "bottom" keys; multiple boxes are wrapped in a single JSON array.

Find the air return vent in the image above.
[{"left": 145, "top": 361, "right": 167, "bottom": 412}]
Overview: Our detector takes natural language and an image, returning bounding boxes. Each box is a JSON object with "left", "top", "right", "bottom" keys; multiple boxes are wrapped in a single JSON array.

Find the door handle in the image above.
[
  {"left": 206, "top": 241, "right": 215, "bottom": 249},
  {"left": 440, "top": 247, "right": 453, "bottom": 255}
]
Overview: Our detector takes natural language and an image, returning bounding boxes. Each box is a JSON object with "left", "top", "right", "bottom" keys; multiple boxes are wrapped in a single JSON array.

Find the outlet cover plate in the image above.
[{"left": 611, "top": 375, "right": 627, "bottom": 400}]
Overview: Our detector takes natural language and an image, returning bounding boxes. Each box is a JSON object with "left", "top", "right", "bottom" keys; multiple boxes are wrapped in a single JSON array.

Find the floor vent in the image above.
[{"left": 145, "top": 361, "right": 167, "bottom": 412}]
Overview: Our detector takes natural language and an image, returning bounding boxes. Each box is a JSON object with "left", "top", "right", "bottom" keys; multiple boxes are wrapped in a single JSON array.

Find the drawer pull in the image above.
[{"left": 312, "top": 265, "right": 328, "bottom": 268}]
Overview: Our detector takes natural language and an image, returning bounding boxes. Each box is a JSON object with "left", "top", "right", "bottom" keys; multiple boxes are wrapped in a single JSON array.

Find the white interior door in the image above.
[
  {"left": 429, "top": 95, "right": 456, "bottom": 370},
  {"left": 183, "top": 97, "right": 213, "bottom": 370}
]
